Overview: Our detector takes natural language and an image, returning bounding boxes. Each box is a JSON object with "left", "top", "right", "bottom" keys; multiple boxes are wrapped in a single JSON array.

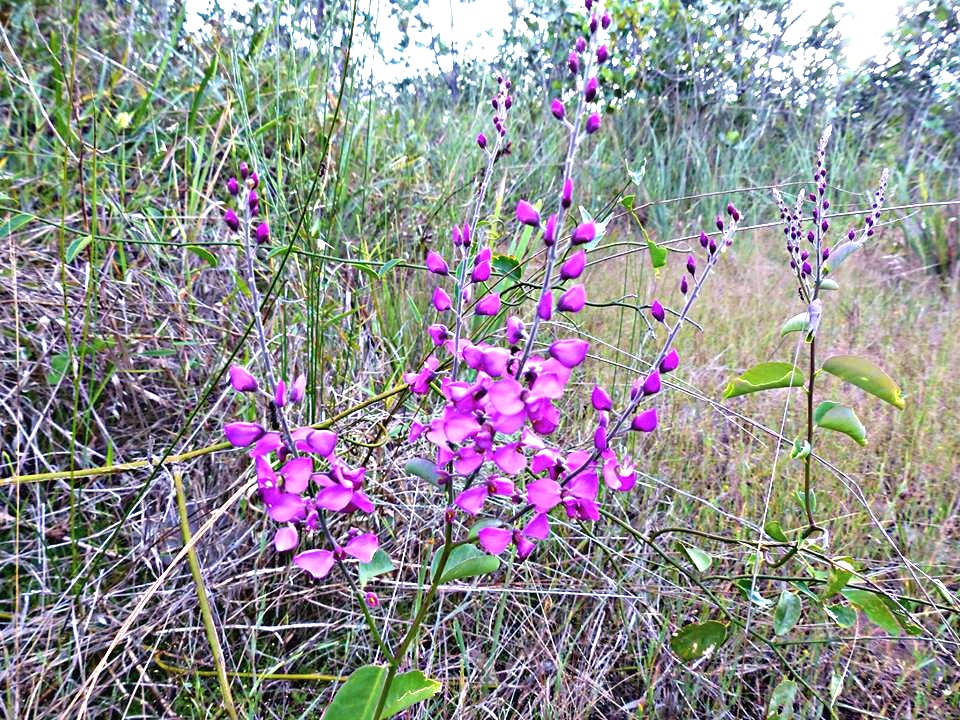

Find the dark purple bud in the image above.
[
  {"left": 477, "top": 133, "right": 487, "bottom": 149},
  {"left": 491, "top": 97, "right": 499, "bottom": 110},
  {"left": 601, "top": 12, "right": 611, "bottom": 29},
  {"left": 660, "top": 348, "right": 680, "bottom": 373},
  {"left": 516, "top": 200, "right": 541, "bottom": 228},
  {"left": 822, "top": 247, "right": 830, "bottom": 260},
  {"left": 568, "top": 52, "right": 580, "bottom": 74},
  {"left": 699, "top": 231, "right": 709, "bottom": 248},
  {"left": 596, "top": 45, "right": 609, "bottom": 64},
  {"left": 821, "top": 220, "right": 829, "bottom": 232},
  {"left": 575, "top": 36, "right": 587, "bottom": 53},
  {"left": 809, "top": 192, "right": 817, "bottom": 202},
  {"left": 807, "top": 231, "right": 815, "bottom": 243},
  {"left": 224, "top": 209, "right": 240, "bottom": 231},
  {"left": 505, "top": 79, "right": 511, "bottom": 89},
  {"left": 248, "top": 190, "right": 259, "bottom": 211},
  {"left": 462, "top": 223, "right": 472, "bottom": 246},
  {"left": 571, "top": 221, "right": 596, "bottom": 245},
  {"left": 551, "top": 98, "right": 565, "bottom": 120},
  {"left": 227, "top": 177, "right": 239, "bottom": 196},
  {"left": 560, "top": 249, "right": 586, "bottom": 280},
  {"left": 248, "top": 171, "right": 259, "bottom": 189},
  {"left": 823, "top": 199, "right": 830, "bottom": 209},
  {"left": 847, "top": 228, "right": 856, "bottom": 240},
  {"left": 256, "top": 222, "right": 270, "bottom": 244},
  {"left": 715, "top": 215, "right": 724, "bottom": 231},
  {"left": 686, "top": 254, "right": 696, "bottom": 276},
  {"left": 650, "top": 299, "right": 665, "bottom": 323},
  {"left": 585, "top": 112, "right": 601, "bottom": 134},
  {"left": 732, "top": 208, "right": 741, "bottom": 222},
  {"left": 708, "top": 239, "right": 717, "bottom": 255},
  {"left": 584, "top": 76, "right": 599, "bottom": 102},
  {"left": 585, "top": 0, "right": 593, "bottom": 10},
  {"left": 801, "top": 250, "right": 809, "bottom": 261},
  {"left": 544, "top": 213, "right": 558, "bottom": 246},
  {"left": 680, "top": 276, "right": 688, "bottom": 294},
  {"left": 562, "top": 178, "right": 573, "bottom": 209},
  {"left": 801, "top": 261, "right": 812, "bottom": 275},
  {"left": 726, "top": 202, "right": 736, "bottom": 216},
  {"left": 590, "top": 15, "right": 598, "bottom": 33},
  {"left": 239, "top": 162, "right": 249, "bottom": 180},
  {"left": 451, "top": 224, "right": 463, "bottom": 247},
  {"left": 505, "top": 95, "right": 513, "bottom": 110}
]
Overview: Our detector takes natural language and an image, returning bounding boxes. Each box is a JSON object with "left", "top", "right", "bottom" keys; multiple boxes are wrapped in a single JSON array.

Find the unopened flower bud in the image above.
[
  {"left": 544, "top": 213, "right": 558, "bottom": 246},
  {"left": 568, "top": 52, "right": 579, "bottom": 74},
  {"left": 686, "top": 255, "right": 696, "bottom": 276},
  {"left": 680, "top": 276, "right": 688, "bottom": 294},
  {"left": 699, "top": 231, "right": 709, "bottom": 248},
  {"left": 562, "top": 178, "right": 573, "bottom": 209},
  {"left": 240, "top": 162, "right": 249, "bottom": 179},
  {"left": 642, "top": 371, "right": 661, "bottom": 396},
  {"left": 227, "top": 177, "right": 239, "bottom": 196},
  {"left": 660, "top": 348, "right": 680, "bottom": 373},
  {"left": 224, "top": 209, "right": 240, "bottom": 231},
  {"left": 575, "top": 36, "right": 587, "bottom": 53},
  {"left": 451, "top": 224, "right": 463, "bottom": 247},
  {"left": 630, "top": 408, "right": 658, "bottom": 432},
  {"left": 557, "top": 284, "right": 586, "bottom": 313},
  {"left": 477, "top": 133, "right": 487, "bottom": 149},
  {"left": 229, "top": 365, "right": 258, "bottom": 392},
  {"left": 590, "top": 15, "right": 598, "bottom": 33},
  {"left": 596, "top": 45, "right": 609, "bottom": 64},
  {"left": 572, "top": 221, "right": 596, "bottom": 245},
  {"left": 256, "top": 222, "right": 270, "bottom": 244},
  {"left": 426, "top": 250, "right": 449, "bottom": 276},
  {"left": 462, "top": 223, "right": 472, "bottom": 247},
  {"left": 584, "top": 76, "right": 599, "bottom": 102},
  {"left": 650, "top": 300, "right": 665, "bottom": 323},
  {"left": 538, "top": 291, "right": 553, "bottom": 320},
  {"left": 601, "top": 11, "right": 611, "bottom": 29},
  {"left": 560, "top": 249, "right": 586, "bottom": 280},
  {"left": 715, "top": 214, "right": 724, "bottom": 231},
  {"left": 516, "top": 199, "right": 541, "bottom": 228},
  {"left": 433, "top": 287, "right": 452, "bottom": 312},
  {"left": 274, "top": 379, "right": 286, "bottom": 408},
  {"left": 550, "top": 98, "right": 565, "bottom": 120},
  {"left": 585, "top": 112, "right": 601, "bottom": 134},
  {"left": 591, "top": 385, "right": 612, "bottom": 411}
]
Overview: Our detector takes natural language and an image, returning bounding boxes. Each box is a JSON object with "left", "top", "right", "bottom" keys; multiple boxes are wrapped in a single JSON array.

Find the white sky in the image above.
[{"left": 186, "top": 0, "right": 904, "bottom": 79}]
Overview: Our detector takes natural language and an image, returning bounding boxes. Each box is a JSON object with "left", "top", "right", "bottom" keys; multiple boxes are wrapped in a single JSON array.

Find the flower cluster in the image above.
[{"left": 223, "top": 160, "right": 269, "bottom": 244}]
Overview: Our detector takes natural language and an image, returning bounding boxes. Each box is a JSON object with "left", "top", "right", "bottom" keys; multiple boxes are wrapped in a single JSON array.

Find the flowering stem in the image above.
[{"left": 802, "top": 337, "right": 819, "bottom": 532}]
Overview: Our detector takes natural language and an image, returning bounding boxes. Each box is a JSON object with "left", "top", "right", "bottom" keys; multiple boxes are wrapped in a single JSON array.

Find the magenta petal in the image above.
[
  {"left": 348, "top": 490, "right": 375, "bottom": 514},
  {"left": 631, "top": 408, "right": 659, "bottom": 432},
  {"left": 527, "top": 478, "right": 562, "bottom": 512},
  {"left": 516, "top": 199, "right": 541, "bottom": 227},
  {"left": 444, "top": 413, "right": 481, "bottom": 444},
  {"left": 493, "top": 443, "right": 527, "bottom": 475},
  {"left": 560, "top": 250, "right": 586, "bottom": 280},
  {"left": 478, "top": 527, "right": 513, "bottom": 555},
  {"left": 490, "top": 477, "right": 515, "bottom": 496},
  {"left": 549, "top": 338, "right": 589, "bottom": 368},
  {"left": 294, "top": 549, "right": 335, "bottom": 579},
  {"left": 426, "top": 250, "right": 449, "bottom": 275},
  {"left": 344, "top": 533, "right": 379, "bottom": 563},
  {"left": 514, "top": 535, "right": 536, "bottom": 560},
  {"left": 432, "top": 286, "right": 452, "bottom": 312},
  {"left": 302, "top": 429, "right": 338, "bottom": 457},
  {"left": 289, "top": 374, "right": 307, "bottom": 403},
  {"left": 265, "top": 492, "right": 307, "bottom": 522},
  {"left": 316, "top": 485, "right": 354, "bottom": 511},
  {"left": 557, "top": 284, "right": 586, "bottom": 313},
  {"left": 487, "top": 378, "right": 525, "bottom": 415},
  {"left": 660, "top": 348, "right": 680, "bottom": 373},
  {"left": 274, "top": 524, "right": 299, "bottom": 552},
  {"left": 642, "top": 371, "right": 661, "bottom": 396},
  {"left": 524, "top": 512, "right": 550, "bottom": 540},
  {"left": 224, "top": 421, "right": 265, "bottom": 447},
  {"left": 455, "top": 485, "right": 488, "bottom": 516},
  {"left": 591, "top": 385, "right": 612, "bottom": 411},
  {"left": 250, "top": 431, "right": 283, "bottom": 458},
  {"left": 475, "top": 293, "right": 502, "bottom": 316},
  {"left": 281, "top": 456, "right": 313, "bottom": 493}
]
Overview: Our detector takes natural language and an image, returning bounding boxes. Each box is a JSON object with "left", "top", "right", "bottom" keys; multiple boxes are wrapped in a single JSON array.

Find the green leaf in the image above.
[
  {"left": 814, "top": 401, "right": 867, "bottom": 446},
  {"left": 620, "top": 194, "right": 635, "bottom": 210},
  {"left": 670, "top": 620, "right": 727, "bottom": 661},
  {"left": 404, "top": 458, "right": 442, "bottom": 486},
  {"left": 821, "top": 355, "right": 905, "bottom": 410},
  {"left": 818, "top": 278, "right": 840, "bottom": 291},
  {"left": 187, "top": 244, "right": 218, "bottom": 267},
  {"left": 840, "top": 589, "right": 900, "bottom": 634},
  {"left": 826, "top": 604, "right": 857, "bottom": 628},
  {"left": 773, "top": 591, "right": 802, "bottom": 635},
  {"left": 764, "top": 521, "right": 788, "bottom": 542},
  {"left": 734, "top": 579, "right": 774, "bottom": 608},
  {"left": 779, "top": 313, "right": 809, "bottom": 337},
  {"left": 378, "top": 258, "right": 401, "bottom": 277},
  {"left": 676, "top": 543, "right": 712, "bottom": 573},
  {"left": 65, "top": 236, "right": 92, "bottom": 262},
  {"left": 723, "top": 362, "right": 805, "bottom": 399},
  {"left": 47, "top": 352, "right": 70, "bottom": 385},
  {"left": 491, "top": 254, "right": 522, "bottom": 284},
  {"left": 357, "top": 550, "right": 394, "bottom": 589},
  {"left": 646, "top": 236, "right": 667, "bottom": 269},
  {"left": 820, "top": 557, "right": 855, "bottom": 599},
  {"left": 790, "top": 437, "right": 811, "bottom": 460},
  {"left": 766, "top": 678, "right": 798, "bottom": 720},
  {"left": 0, "top": 213, "right": 32, "bottom": 238},
  {"left": 825, "top": 239, "right": 863, "bottom": 271},
  {"left": 793, "top": 489, "right": 817, "bottom": 514},
  {"left": 431, "top": 543, "right": 500, "bottom": 584},
  {"left": 323, "top": 664, "right": 441, "bottom": 720}
]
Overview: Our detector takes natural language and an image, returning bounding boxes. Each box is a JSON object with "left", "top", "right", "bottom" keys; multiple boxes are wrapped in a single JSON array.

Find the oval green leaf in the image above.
[
  {"left": 676, "top": 542, "right": 712, "bottom": 573},
  {"left": 671, "top": 620, "right": 727, "bottom": 661},
  {"left": 818, "top": 278, "right": 840, "bottom": 291},
  {"left": 814, "top": 401, "right": 867, "bottom": 446},
  {"left": 826, "top": 603, "right": 857, "bottom": 628},
  {"left": 323, "top": 664, "right": 441, "bottom": 720},
  {"left": 821, "top": 355, "right": 905, "bottom": 410},
  {"left": 779, "top": 312, "right": 809, "bottom": 337},
  {"left": 404, "top": 458, "right": 442, "bottom": 486},
  {"left": 840, "top": 589, "right": 900, "bottom": 635},
  {"left": 723, "top": 362, "right": 805, "bottom": 400},
  {"left": 773, "top": 591, "right": 802, "bottom": 635},
  {"left": 764, "top": 520, "right": 789, "bottom": 542},
  {"left": 358, "top": 549, "right": 394, "bottom": 589},
  {"left": 767, "top": 678, "right": 798, "bottom": 720},
  {"left": 431, "top": 543, "right": 500, "bottom": 584}
]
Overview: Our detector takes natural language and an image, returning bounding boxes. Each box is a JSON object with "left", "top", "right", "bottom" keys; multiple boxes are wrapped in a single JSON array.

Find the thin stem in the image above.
[{"left": 803, "top": 337, "right": 818, "bottom": 531}]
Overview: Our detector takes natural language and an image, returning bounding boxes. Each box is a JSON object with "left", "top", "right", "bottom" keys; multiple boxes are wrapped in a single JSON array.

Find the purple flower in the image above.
[
  {"left": 516, "top": 199, "right": 541, "bottom": 227},
  {"left": 571, "top": 222, "right": 596, "bottom": 245},
  {"left": 404, "top": 356, "right": 440, "bottom": 394},
  {"left": 294, "top": 533, "right": 379, "bottom": 580},
  {"left": 596, "top": 45, "right": 609, "bottom": 64},
  {"left": 455, "top": 477, "right": 515, "bottom": 516},
  {"left": 256, "top": 222, "right": 270, "bottom": 244},
  {"left": 240, "top": 161, "right": 250, "bottom": 180},
  {"left": 471, "top": 260, "right": 491, "bottom": 283},
  {"left": 568, "top": 52, "right": 580, "bottom": 74},
  {"left": 642, "top": 371, "right": 661, "bottom": 396},
  {"left": 549, "top": 338, "right": 589, "bottom": 368},
  {"left": 575, "top": 35, "right": 587, "bottom": 53},
  {"left": 590, "top": 14, "right": 598, "bottom": 33},
  {"left": 280, "top": 456, "right": 312, "bottom": 493},
  {"left": 477, "top": 133, "right": 487, "bottom": 150},
  {"left": 630, "top": 408, "right": 658, "bottom": 432},
  {"left": 427, "top": 323, "right": 449, "bottom": 346},
  {"left": 585, "top": 112, "right": 601, "bottom": 134},
  {"left": 432, "top": 287, "right": 452, "bottom": 312},
  {"left": 426, "top": 250, "right": 449, "bottom": 276},
  {"left": 227, "top": 177, "right": 240, "bottom": 196},
  {"left": 544, "top": 213, "right": 558, "bottom": 246},
  {"left": 292, "top": 427, "right": 338, "bottom": 457},
  {"left": 562, "top": 178, "right": 574, "bottom": 209},
  {"left": 506, "top": 316, "right": 525, "bottom": 344},
  {"left": 716, "top": 215, "right": 724, "bottom": 231},
  {"left": 680, "top": 276, "right": 688, "bottom": 294},
  {"left": 274, "top": 524, "right": 298, "bottom": 552},
  {"left": 224, "top": 421, "right": 265, "bottom": 447},
  {"left": 224, "top": 209, "right": 240, "bottom": 232},
  {"left": 686, "top": 255, "right": 696, "bottom": 276},
  {"left": 560, "top": 249, "right": 586, "bottom": 280},
  {"left": 229, "top": 365, "right": 258, "bottom": 392},
  {"left": 591, "top": 385, "right": 612, "bottom": 411},
  {"left": 537, "top": 291, "right": 553, "bottom": 320},
  {"left": 601, "top": 12, "right": 611, "bottom": 29},
  {"left": 557, "top": 284, "right": 586, "bottom": 313},
  {"left": 699, "top": 231, "right": 709, "bottom": 248},
  {"left": 659, "top": 348, "right": 680, "bottom": 373},
  {"left": 273, "top": 379, "right": 286, "bottom": 408},
  {"left": 802, "top": 261, "right": 812, "bottom": 275},
  {"left": 248, "top": 190, "right": 259, "bottom": 211},
  {"left": 475, "top": 293, "right": 502, "bottom": 316},
  {"left": 551, "top": 98, "right": 565, "bottom": 120},
  {"left": 650, "top": 300, "right": 665, "bottom": 323},
  {"left": 584, "top": 76, "right": 599, "bottom": 102},
  {"left": 289, "top": 373, "right": 306, "bottom": 404},
  {"left": 822, "top": 247, "right": 830, "bottom": 260}
]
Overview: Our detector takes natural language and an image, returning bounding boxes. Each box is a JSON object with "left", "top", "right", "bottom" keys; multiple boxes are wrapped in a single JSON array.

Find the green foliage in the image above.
[
  {"left": 431, "top": 543, "right": 500, "bottom": 584},
  {"left": 723, "top": 362, "right": 805, "bottom": 399},
  {"left": 773, "top": 592, "right": 802, "bottom": 636},
  {"left": 813, "top": 402, "right": 868, "bottom": 446},
  {"left": 358, "top": 550, "right": 394, "bottom": 589},
  {"left": 324, "top": 665, "right": 441, "bottom": 720},
  {"left": 821, "top": 355, "right": 906, "bottom": 410},
  {"left": 670, "top": 620, "right": 728, "bottom": 661}
]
